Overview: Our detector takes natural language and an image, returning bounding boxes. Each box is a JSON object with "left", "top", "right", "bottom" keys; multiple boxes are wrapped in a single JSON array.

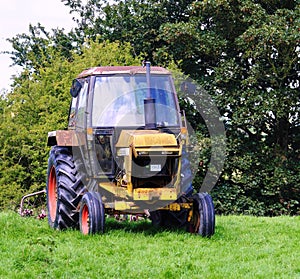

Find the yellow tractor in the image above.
[{"left": 46, "top": 63, "right": 215, "bottom": 236}]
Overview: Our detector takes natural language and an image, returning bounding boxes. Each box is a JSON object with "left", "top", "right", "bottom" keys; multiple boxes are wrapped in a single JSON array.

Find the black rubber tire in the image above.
[
  {"left": 190, "top": 193, "right": 215, "bottom": 237},
  {"left": 46, "top": 146, "right": 86, "bottom": 230},
  {"left": 79, "top": 192, "right": 105, "bottom": 235}
]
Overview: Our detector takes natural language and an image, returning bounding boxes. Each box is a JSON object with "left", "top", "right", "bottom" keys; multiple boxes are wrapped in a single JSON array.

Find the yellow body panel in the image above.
[
  {"left": 116, "top": 130, "right": 181, "bottom": 159},
  {"left": 133, "top": 188, "right": 177, "bottom": 201},
  {"left": 116, "top": 130, "right": 178, "bottom": 148},
  {"left": 99, "top": 182, "right": 129, "bottom": 199},
  {"left": 99, "top": 182, "right": 177, "bottom": 201},
  {"left": 99, "top": 129, "right": 185, "bottom": 210}
]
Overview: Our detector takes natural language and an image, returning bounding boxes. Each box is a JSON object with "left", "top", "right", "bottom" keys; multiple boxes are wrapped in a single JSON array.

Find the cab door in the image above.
[{"left": 70, "top": 78, "right": 92, "bottom": 177}]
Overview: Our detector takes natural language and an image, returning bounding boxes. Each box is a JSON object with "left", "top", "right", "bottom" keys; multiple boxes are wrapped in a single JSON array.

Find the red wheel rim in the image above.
[
  {"left": 81, "top": 204, "right": 89, "bottom": 235},
  {"left": 48, "top": 166, "right": 57, "bottom": 222}
]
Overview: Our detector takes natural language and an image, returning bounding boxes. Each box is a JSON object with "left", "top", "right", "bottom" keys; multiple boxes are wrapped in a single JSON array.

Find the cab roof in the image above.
[{"left": 77, "top": 66, "right": 170, "bottom": 78}]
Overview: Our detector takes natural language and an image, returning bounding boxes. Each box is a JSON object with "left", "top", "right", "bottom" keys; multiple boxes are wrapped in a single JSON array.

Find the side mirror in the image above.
[
  {"left": 70, "top": 79, "right": 82, "bottom": 98},
  {"left": 180, "top": 81, "right": 196, "bottom": 95}
]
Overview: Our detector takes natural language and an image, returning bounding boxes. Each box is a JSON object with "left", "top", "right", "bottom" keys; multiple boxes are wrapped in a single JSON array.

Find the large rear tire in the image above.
[
  {"left": 189, "top": 193, "right": 215, "bottom": 237},
  {"left": 79, "top": 192, "right": 105, "bottom": 235},
  {"left": 46, "top": 146, "right": 86, "bottom": 230}
]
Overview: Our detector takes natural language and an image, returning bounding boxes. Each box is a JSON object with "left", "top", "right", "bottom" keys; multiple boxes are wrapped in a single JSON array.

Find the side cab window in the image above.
[
  {"left": 68, "top": 79, "right": 89, "bottom": 128},
  {"left": 76, "top": 80, "right": 89, "bottom": 128},
  {"left": 68, "top": 96, "right": 78, "bottom": 128}
]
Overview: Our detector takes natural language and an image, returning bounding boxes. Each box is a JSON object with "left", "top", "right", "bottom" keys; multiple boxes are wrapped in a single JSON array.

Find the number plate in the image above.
[{"left": 150, "top": 164, "right": 161, "bottom": 172}]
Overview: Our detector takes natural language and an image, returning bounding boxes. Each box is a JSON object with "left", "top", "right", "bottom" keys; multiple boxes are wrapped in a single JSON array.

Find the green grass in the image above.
[{"left": 0, "top": 212, "right": 299, "bottom": 279}]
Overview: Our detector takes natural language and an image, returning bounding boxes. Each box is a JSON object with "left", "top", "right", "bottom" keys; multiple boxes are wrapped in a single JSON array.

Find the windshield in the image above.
[{"left": 92, "top": 74, "right": 180, "bottom": 127}]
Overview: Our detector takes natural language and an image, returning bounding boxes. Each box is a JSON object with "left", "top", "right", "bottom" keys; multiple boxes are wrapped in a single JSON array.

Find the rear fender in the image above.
[{"left": 47, "top": 130, "right": 79, "bottom": 146}]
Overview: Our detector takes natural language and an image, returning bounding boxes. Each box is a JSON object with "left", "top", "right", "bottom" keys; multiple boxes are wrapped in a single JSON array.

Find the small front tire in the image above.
[
  {"left": 189, "top": 193, "right": 215, "bottom": 237},
  {"left": 79, "top": 192, "right": 105, "bottom": 235}
]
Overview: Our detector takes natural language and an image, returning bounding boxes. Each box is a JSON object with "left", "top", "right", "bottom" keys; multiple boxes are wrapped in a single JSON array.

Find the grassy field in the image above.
[{"left": 0, "top": 212, "right": 299, "bottom": 279}]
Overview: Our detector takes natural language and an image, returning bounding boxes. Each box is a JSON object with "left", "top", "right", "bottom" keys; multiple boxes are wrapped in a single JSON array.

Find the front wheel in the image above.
[
  {"left": 79, "top": 192, "right": 105, "bottom": 235},
  {"left": 189, "top": 193, "right": 215, "bottom": 237}
]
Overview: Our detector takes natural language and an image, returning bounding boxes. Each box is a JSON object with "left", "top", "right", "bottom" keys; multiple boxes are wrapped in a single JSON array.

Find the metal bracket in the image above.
[{"left": 19, "top": 189, "right": 46, "bottom": 216}]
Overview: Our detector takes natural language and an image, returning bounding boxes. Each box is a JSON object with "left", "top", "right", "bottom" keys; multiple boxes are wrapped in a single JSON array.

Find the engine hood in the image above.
[{"left": 116, "top": 130, "right": 180, "bottom": 157}]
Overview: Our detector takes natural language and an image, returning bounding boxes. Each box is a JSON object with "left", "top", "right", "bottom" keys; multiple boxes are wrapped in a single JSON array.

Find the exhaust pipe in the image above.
[{"left": 144, "top": 61, "right": 157, "bottom": 130}]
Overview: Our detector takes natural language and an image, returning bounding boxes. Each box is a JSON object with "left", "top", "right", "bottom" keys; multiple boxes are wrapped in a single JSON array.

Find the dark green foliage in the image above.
[
  {"left": 62, "top": 0, "right": 194, "bottom": 63},
  {"left": 163, "top": 0, "right": 300, "bottom": 215},
  {"left": 6, "top": 24, "right": 77, "bottom": 75}
]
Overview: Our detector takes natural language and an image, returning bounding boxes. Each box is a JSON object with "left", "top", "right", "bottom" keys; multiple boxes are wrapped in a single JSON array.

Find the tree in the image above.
[
  {"left": 158, "top": 0, "right": 300, "bottom": 215},
  {"left": 7, "top": 23, "right": 78, "bottom": 74},
  {"left": 0, "top": 40, "right": 140, "bottom": 209},
  {"left": 4, "top": 0, "right": 299, "bottom": 215},
  {"left": 62, "top": 0, "right": 194, "bottom": 62}
]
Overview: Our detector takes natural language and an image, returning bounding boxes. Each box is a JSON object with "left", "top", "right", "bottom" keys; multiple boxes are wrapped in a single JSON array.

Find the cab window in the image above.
[{"left": 68, "top": 97, "right": 78, "bottom": 128}]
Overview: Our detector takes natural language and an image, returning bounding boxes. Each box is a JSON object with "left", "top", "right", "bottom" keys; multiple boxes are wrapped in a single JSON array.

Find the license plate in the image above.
[{"left": 150, "top": 164, "right": 161, "bottom": 172}]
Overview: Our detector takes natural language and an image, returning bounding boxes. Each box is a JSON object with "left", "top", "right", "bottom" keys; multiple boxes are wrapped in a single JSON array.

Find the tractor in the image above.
[{"left": 46, "top": 62, "right": 215, "bottom": 236}]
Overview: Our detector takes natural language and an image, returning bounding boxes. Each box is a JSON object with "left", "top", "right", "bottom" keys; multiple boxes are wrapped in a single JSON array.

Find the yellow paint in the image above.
[
  {"left": 99, "top": 182, "right": 130, "bottom": 198},
  {"left": 133, "top": 188, "right": 177, "bottom": 201},
  {"left": 116, "top": 130, "right": 178, "bottom": 148}
]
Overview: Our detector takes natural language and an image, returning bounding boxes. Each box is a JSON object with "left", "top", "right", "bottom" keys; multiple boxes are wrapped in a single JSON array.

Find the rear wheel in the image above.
[
  {"left": 189, "top": 193, "right": 215, "bottom": 237},
  {"left": 46, "top": 146, "right": 86, "bottom": 229},
  {"left": 79, "top": 192, "right": 105, "bottom": 235}
]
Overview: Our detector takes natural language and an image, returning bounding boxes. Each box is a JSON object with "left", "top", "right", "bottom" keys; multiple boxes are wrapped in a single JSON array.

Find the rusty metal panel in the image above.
[
  {"left": 77, "top": 66, "right": 170, "bottom": 78},
  {"left": 48, "top": 130, "right": 79, "bottom": 146}
]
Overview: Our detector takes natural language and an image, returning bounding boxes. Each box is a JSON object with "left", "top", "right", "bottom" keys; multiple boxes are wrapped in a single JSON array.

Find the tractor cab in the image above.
[{"left": 66, "top": 66, "right": 188, "bottom": 208}]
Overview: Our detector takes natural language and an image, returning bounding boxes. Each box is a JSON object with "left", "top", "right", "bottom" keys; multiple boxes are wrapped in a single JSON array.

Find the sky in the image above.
[{"left": 0, "top": 0, "right": 76, "bottom": 92}]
